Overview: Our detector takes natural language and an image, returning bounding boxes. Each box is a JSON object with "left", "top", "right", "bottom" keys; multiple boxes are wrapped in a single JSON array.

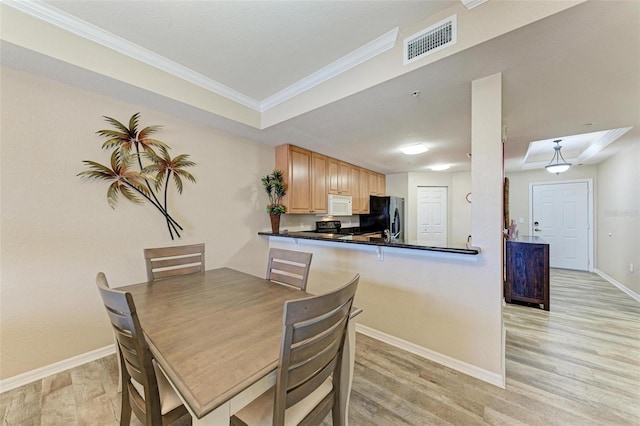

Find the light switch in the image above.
[{"left": 518, "top": 217, "right": 524, "bottom": 224}]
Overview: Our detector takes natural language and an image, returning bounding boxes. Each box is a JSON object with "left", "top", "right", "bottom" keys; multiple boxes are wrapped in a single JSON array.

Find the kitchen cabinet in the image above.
[
  {"left": 311, "top": 153, "right": 328, "bottom": 213},
  {"left": 359, "top": 168, "right": 370, "bottom": 213},
  {"left": 350, "top": 165, "right": 362, "bottom": 213},
  {"left": 505, "top": 236, "right": 550, "bottom": 310},
  {"left": 328, "top": 159, "right": 351, "bottom": 195},
  {"left": 275, "top": 145, "right": 327, "bottom": 214},
  {"left": 275, "top": 144, "right": 384, "bottom": 214},
  {"left": 367, "top": 171, "right": 385, "bottom": 196}
]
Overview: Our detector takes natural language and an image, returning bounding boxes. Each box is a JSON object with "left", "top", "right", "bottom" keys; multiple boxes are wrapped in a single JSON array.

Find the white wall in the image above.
[
  {"left": 0, "top": 66, "right": 274, "bottom": 379},
  {"left": 596, "top": 141, "right": 640, "bottom": 294},
  {"left": 506, "top": 165, "right": 598, "bottom": 236}
]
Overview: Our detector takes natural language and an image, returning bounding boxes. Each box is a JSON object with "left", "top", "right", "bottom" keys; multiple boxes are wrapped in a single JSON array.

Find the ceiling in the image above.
[{"left": 2, "top": 1, "right": 639, "bottom": 174}]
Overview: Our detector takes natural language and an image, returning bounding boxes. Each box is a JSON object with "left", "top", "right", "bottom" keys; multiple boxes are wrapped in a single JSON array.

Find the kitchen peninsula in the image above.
[{"left": 258, "top": 231, "right": 479, "bottom": 256}]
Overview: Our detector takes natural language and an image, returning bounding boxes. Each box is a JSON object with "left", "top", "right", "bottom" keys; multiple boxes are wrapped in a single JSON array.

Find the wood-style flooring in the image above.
[{"left": 2, "top": 269, "right": 638, "bottom": 425}]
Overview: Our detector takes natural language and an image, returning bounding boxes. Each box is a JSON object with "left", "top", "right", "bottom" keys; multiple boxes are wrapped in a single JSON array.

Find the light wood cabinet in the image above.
[
  {"left": 350, "top": 165, "right": 362, "bottom": 213},
  {"left": 328, "top": 159, "right": 351, "bottom": 195},
  {"left": 275, "top": 144, "right": 384, "bottom": 214},
  {"left": 275, "top": 145, "right": 327, "bottom": 214},
  {"left": 359, "top": 168, "right": 370, "bottom": 213},
  {"left": 311, "top": 153, "right": 328, "bottom": 213},
  {"left": 368, "top": 172, "right": 385, "bottom": 196}
]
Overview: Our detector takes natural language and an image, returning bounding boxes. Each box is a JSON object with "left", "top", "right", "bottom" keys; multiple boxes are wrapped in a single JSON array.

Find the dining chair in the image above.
[
  {"left": 96, "top": 273, "right": 190, "bottom": 425},
  {"left": 266, "top": 248, "right": 313, "bottom": 291},
  {"left": 144, "top": 243, "right": 205, "bottom": 282},
  {"left": 231, "top": 273, "right": 360, "bottom": 426}
]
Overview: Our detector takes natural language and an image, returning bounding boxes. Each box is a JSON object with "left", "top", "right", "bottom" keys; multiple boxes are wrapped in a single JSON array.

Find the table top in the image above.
[{"left": 119, "top": 267, "right": 309, "bottom": 419}]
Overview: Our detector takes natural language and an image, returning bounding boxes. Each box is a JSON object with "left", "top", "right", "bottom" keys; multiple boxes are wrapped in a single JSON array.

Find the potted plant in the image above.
[{"left": 262, "top": 169, "right": 287, "bottom": 233}]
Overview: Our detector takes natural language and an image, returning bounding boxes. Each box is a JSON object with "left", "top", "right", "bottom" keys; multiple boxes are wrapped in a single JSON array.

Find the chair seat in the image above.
[
  {"left": 131, "top": 360, "right": 184, "bottom": 415},
  {"left": 234, "top": 378, "right": 333, "bottom": 426}
]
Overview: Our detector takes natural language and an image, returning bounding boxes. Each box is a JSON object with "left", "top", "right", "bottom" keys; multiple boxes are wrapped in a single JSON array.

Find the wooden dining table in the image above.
[{"left": 119, "top": 267, "right": 360, "bottom": 425}]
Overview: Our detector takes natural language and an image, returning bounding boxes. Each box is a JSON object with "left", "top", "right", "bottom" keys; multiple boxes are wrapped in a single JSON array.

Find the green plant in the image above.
[
  {"left": 261, "top": 169, "right": 287, "bottom": 215},
  {"left": 78, "top": 113, "right": 196, "bottom": 239}
]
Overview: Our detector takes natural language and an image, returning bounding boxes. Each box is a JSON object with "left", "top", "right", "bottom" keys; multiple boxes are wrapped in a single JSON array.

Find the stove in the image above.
[{"left": 315, "top": 220, "right": 343, "bottom": 234}]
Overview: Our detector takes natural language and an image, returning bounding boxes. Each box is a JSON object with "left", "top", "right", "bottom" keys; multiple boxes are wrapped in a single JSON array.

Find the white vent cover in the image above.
[{"left": 404, "top": 15, "right": 457, "bottom": 65}]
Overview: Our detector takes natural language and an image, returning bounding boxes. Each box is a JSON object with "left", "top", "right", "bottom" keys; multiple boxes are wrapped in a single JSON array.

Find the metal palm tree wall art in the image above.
[{"left": 78, "top": 113, "right": 196, "bottom": 239}]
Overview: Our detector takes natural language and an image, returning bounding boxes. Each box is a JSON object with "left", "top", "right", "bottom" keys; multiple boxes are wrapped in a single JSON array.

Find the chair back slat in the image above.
[
  {"left": 96, "top": 273, "right": 164, "bottom": 424},
  {"left": 144, "top": 243, "right": 205, "bottom": 282},
  {"left": 266, "top": 248, "right": 313, "bottom": 291},
  {"left": 272, "top": 274, "right": 359, "bottom": 425}
]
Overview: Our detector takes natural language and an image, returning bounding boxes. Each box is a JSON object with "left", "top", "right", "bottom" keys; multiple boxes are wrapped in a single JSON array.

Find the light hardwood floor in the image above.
[{"left": 2, "top": 269, "right": 638, "bottom": 425}]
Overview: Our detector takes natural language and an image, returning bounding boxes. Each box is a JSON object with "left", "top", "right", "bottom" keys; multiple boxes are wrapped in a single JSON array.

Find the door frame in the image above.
[{"left": 528, "top": 178, "right": 593, "bottom": 272}]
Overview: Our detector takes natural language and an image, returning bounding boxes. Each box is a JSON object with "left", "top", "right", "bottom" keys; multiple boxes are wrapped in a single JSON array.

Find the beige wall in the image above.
[
  {"left": 0, "top": 66, "right": 274, "bottom": 379},
  {"left": 506, "top": 144, "right": 640, "bottom": 295},
  {"left": 596, "top": 141, "right": 640, "bottom": 294},
  {"left": 505, "top": 165, "right": 598, "bottom": 237},
  {"left": 389, "top": 171, "right": 471, "bottom": 245}
]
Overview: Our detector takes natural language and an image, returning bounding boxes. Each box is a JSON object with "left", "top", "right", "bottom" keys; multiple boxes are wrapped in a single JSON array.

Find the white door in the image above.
[
  {"left": 417, "top": 187, "right": 447, "bottom": 245},
  {"left": 531, "top": 182, "right": 590, "bottom": 270}
]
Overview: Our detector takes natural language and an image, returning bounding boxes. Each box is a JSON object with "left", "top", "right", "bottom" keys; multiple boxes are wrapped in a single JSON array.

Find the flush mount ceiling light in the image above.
[
  {"left": 430, "top": 164, "right": 450, "bottom": 171},
  {"left": 545, "top": 139, "right": 572, "bottom": 174},
  {"left": 400, "top": 143, "right": 428, "bottom": 155}
]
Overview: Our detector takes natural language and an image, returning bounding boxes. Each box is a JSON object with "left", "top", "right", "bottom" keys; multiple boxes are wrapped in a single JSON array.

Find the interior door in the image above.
[
  {"left": 531, "top": 182, "right": 589, "bottom": 270},
  {"left": 417, "top": 186, "right": 447, "bottom": 245}
]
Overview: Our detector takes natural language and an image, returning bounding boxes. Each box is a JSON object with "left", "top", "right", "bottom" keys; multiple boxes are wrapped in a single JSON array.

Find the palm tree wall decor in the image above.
[{"left": 78, "top": 113, "right": 196, "bottom": 240}]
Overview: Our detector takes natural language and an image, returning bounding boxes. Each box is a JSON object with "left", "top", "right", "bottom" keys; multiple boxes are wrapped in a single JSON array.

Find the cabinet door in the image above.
[
  {"left": 311, "top": 153, "right": 328, "bottom": 213},
  {"left": 350, "top": 165, "right": 361, "bottom": 213},
  {"left": 327, "top": 158, "right": 339, "bottom": 194},
  {"left": 360, "top": 168, "right": 370, "bottom": 213},
  {"left": 368, "top": 172, "right": 377, "bottom": 196},
  {"left": 376, "top": 173, "right": 386, "bottom": 196},
  {"left": 338, "top": 162, "right": 351, "bottom": 195},
  {"left": 287, "top": 146, "right": 312, "bottom": 213}
]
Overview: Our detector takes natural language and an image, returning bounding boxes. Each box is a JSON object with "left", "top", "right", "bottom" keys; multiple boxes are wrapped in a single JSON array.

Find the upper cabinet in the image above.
[
  {"left": 276, "top": 145, "right": 328, "bottom": 214},
  {"left": 275, "top": 144, "right": 384, "bottom": 214},
  {"left": 328, "top": 159, "right": 351, "bottom": 195}
]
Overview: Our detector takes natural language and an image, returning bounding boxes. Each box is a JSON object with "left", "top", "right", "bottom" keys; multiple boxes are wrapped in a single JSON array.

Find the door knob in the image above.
[{"left": 534, "top": 228, "right": 541, "bottom": 232}]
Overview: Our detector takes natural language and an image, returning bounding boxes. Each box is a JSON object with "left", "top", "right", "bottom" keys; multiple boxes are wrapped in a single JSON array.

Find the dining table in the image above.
[{"left": 119, "top": 267, "right": 361, "bottom": 425}]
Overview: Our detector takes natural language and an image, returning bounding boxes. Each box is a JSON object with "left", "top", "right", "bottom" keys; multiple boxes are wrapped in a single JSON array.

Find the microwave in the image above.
[{"left": 327, "top": 194, "right": 352, "bottom": 216}]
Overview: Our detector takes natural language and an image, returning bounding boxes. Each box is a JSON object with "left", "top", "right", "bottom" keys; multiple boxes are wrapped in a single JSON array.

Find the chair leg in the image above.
[{"left": 120, "top": 391, "right": 132, "bottom": 426}]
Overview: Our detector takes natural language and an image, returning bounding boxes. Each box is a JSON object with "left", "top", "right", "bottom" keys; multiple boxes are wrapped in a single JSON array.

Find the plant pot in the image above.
[{"left": 270, "top": 214, "right": 281, "bottom": 234}]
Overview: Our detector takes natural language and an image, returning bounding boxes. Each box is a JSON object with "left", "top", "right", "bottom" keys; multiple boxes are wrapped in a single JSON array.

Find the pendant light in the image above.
[{"left": 545, "top": 139, "right": 571, "bottom": 174}]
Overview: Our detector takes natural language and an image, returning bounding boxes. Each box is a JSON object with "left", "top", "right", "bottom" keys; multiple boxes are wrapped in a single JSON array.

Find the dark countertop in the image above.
[
  {"left": 507, "top": 235, "right": 548, "bottom": 244},
  {"left": 258, "top": 231, "right": 480, "bottom": 255}
]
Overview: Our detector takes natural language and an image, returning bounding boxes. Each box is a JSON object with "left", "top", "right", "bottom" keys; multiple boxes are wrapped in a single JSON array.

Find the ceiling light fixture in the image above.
[
  {"left": 400, "top": 143, "right": 428, "bottom": 155},
  {"left": 430, "top": 165, "right": 450, "bottom": 171},
  {"left": 545, "top": 139, "right": 571, "bottom": 174}
]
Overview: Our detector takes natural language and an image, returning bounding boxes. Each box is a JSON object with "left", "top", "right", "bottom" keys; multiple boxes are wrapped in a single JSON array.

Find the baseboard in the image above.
[
  {"left": 355, "top": 324, "right": 505, "bottom": 389},
  {"left": 0, "top": 345, "right": 116, "bottom": 394},
  {"left": 594, "top": 269, "right": 640, "bottom": 303}
]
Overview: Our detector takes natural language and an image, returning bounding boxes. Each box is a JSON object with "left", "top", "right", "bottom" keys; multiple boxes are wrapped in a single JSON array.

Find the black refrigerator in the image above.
[{"left": 359, "top": 196, "right": 405, "bottom": 240}]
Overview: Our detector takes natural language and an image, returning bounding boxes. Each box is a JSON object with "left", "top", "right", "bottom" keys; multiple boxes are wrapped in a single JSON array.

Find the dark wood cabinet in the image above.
[{"left": 505, "top": 236, "right": 550, "bottom": 310}]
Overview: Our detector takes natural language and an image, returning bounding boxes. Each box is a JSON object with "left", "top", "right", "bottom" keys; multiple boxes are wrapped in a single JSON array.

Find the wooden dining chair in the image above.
[
  {"left": 144, "top": 243, "right": 205, "bottom": 282},
  {"left": 96, "top": 273, "right": 190, "bottom": 425},
  {"left": 266, "top": 248, "right": 313, "bottom": 291},
  {"left": 231, "top": 274, "right": 359, "bottom": 426}
]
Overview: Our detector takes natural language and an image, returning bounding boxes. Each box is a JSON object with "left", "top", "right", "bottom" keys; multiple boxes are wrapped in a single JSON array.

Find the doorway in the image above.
[
  {"left": 530, "top": 180, "right": 592, "bottom": 271},
  {"left": 417, "top": 186, "right": 448, "bottom": 245}
]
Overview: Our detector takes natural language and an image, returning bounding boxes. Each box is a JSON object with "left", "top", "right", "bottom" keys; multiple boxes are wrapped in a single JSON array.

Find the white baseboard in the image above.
[
  {"left": 0, "top": 345, "right": 116, "bottom": 394},
  {"left": 594, "top": 269, "right": 640, "bottom": 303},
  {"left": 356, "top": 324, "right": 505, "bottom": 389}
]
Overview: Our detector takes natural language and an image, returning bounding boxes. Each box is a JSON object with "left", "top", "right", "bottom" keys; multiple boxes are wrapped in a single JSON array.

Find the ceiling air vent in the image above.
[{"left": 404, "top": 15, "right": 457, "bottom": 65}]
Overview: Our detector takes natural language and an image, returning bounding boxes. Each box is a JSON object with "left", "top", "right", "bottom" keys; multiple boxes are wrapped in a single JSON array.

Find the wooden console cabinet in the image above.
[{"left": 505, "top": 236, "right": 550, "bottom": 310}]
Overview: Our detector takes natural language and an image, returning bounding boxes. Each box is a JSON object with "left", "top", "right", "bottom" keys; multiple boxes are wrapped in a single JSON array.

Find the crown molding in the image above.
[
  {"left": 259, "top": 27, "right": 399, "bottom": 112},
  {"left": 2, "top": 0, "right": 261, "bottom": 111},
  {"left": 3, "top": 0, "right": 399, "bottom": 114}
]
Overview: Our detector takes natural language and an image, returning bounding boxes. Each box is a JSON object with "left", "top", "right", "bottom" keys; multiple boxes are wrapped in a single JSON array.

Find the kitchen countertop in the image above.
[{"left": 258, "top": 231, "right": 480, "bottom": 255}]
